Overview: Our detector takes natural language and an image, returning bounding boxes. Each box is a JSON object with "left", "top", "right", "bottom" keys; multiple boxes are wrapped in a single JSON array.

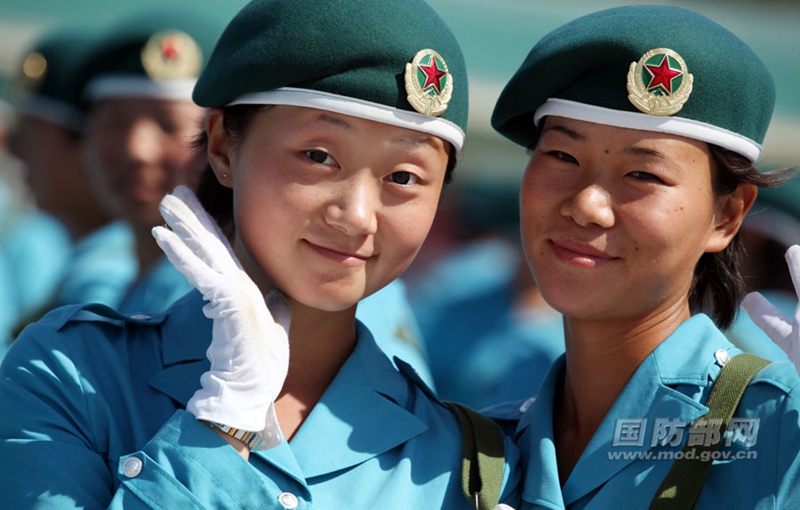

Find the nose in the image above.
[
  {"left": 324, "top": 176, "right": 379, "bottom": 236},
  {"left": 124, "top": 118, "right": 163, "bottom": 166},
  {"left": 561, "top": 184, "right": 615, "bottom": 229}
]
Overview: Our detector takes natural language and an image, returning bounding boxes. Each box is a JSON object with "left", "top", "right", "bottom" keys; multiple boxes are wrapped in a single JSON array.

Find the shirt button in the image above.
[
  {"left": 122, "top": 457, "right": 143, "bottom": 478},
  {"left": 519, "top": 397, "right": 535, "bottom": 413},
  {"left": 715, "top": 348, "right": 731, "bottom": 367},
  {"left": 278, "top": 492, "right": 299, "bottom": 509}
]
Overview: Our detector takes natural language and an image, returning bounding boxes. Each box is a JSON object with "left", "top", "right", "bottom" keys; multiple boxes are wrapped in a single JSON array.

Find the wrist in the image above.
[{"left": 201, "top": 420, "right": 261, "bottom": 458}]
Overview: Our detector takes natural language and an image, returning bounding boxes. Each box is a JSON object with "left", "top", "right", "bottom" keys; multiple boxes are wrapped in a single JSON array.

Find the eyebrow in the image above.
[
  {"left": 623, "top": 146, "right": 668, "bottom": 161},
  {"left": 545, "top": 122, "right": 670, "bottom": 161},
  {"left": 391, "top": 134, "right": 442, "bottom": 150},
  {"left": 316, "top": 113, "right": 355, "bottom": 130},
  {"left": 541, "top": 123, "right": 586, "bottom": 142}
]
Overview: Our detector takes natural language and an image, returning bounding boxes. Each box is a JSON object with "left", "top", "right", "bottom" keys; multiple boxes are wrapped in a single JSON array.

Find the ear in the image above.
[
  {"left": 206, "top": 107, "right": 233, "bottom": 189},
  {"left": 705, "top": 182, "right": 757, "bottom": 253}
]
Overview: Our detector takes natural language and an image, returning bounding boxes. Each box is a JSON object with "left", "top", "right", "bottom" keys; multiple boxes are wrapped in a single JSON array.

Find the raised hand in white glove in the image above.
[
  {"left": 152, "top": 185, "right": 290, "bottom": 449},
  {"left": 740, "top": 244, "right": 800, "bottom": 372}
]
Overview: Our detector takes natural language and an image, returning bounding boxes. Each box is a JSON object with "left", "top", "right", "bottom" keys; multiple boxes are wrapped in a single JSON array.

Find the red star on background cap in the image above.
[
  {"left": 419, "top": 56, "right": 446, "bottom": 93},
  {"left": 161, "top": 36, "right": 183, "bottom": 61},
  {"left": 645, "top": 55, "right": 681, "bottom": 94}
]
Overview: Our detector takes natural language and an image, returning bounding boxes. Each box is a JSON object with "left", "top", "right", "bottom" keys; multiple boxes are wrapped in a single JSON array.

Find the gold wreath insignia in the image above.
[
  {"left": 404, "top": 49, "right": 453, "bottom": 117},
  {"left": 627, "top": 48, "right": 693, "bottom": 116},
  {"left": 141, "top": 30, "right": 203, "bottom": 81},
  {"left": 19, "top": 52, "right": 48, "bottom": 91}
]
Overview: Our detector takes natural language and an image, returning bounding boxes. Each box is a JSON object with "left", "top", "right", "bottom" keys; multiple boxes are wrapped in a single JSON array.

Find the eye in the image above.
[
  {"left": 547, "top": 150, "right": 577, "bottom": 164},
  {"left": 628, "top": 171, "right": 664, "bottom": 183},
  {"left": 305, "top": 149, "right": 336, "bottom": 166},
  {"left": 387, "top": 171, "right": 419, "bottom": 185}
]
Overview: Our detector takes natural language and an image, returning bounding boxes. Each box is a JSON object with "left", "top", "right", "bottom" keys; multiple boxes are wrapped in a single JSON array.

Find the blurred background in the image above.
[
  {"left": 2, "top": 0, "right": 799, "bottom": 182},
  {"left": 1, "top": 0, "right": 799, "bottom": 406}
]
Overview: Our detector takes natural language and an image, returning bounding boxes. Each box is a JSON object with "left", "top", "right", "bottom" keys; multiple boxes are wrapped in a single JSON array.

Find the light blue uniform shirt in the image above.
[
  {"left": 726, "top": 290, "right": 794, "bottom": 362},
  {"left": 56, "top": 221, "right": 137, "bottom": 309},
  {"left": 1, "top": 210, "right": 70, "bottom": 320},
  {"left": 412, "top": 238, "right": 564, "bottom": 407},
  {"left": 0, "top": 291, "right": 520, "bottom": 509},
  {"left": 357, "top": 278, "right": 436, "bottom": 388},
  {"left": 514, "top": 314, "right": 800, "bottom": 509},
  {"left": 118, "top": 255, "right": 194, "bottom": 315}
]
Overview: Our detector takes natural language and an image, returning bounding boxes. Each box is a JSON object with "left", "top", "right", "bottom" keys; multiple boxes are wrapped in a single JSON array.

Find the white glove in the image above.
[
  {"left": 152, "top": 185, "right": 290, "bottom": 449},
  {"left": 492, "top": 505, "right": 516, "bottom": 510},
  {"left": 740, "top": 244, "right": 800, "bottom": 372}
]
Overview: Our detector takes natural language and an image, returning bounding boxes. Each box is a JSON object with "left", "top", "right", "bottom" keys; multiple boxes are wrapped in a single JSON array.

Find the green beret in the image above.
[
  {"left": 75, "top": 10, "right": 226, "bottom": 106},
  {"left": 492, "top": 5, "right": 775, "bottom": 163},
  {"left": 193, "top": 0, "right": 468, "bottom": 152},
  {"left": 13, "top": 28, "right": 95, "bottom": 131}
]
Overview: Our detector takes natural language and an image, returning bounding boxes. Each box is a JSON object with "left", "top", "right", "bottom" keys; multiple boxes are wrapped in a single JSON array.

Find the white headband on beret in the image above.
[
  {"left": 534, "top": 98, "right": 761, "bottom": 163},
  {"left": 84, "top": 75, "right": 196, "bottom": 102},
  {"left": 229, "top": 87, "right": 465, "bottom": 153}
]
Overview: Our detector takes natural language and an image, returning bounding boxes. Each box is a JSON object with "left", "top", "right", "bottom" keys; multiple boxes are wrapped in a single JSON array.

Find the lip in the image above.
[
  {"left": 549, "top": 238, "right": 618, "bottom": 267},
  {"left": 304, "top": 240, "right": 371, "bottom": 267}
]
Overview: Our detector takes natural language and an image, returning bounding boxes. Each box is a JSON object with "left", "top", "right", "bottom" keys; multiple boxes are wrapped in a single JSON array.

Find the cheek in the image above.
[
  {"left": 625, "top": 196, "right": 715, "bottom": 268},
  {"left": 519, "top": 172, "right": 551, "bottom": 244},
  {"left": 381, "top": 199, "right": 439, "bottom": 269},
  {"left": 83, "top": 136, "right": 115, "bottom": 180}
]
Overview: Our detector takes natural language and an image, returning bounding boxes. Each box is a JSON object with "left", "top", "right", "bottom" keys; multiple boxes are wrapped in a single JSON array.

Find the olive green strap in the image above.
[
  {"left": 446, "top": 402, "right": 506, "bottom": 510},
  {"left": 650, "top": 353, "right": 770, "bottom": 509}
]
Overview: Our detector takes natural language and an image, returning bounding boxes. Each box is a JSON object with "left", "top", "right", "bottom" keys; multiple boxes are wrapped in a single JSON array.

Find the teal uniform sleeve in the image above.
[
  {"left": 1, "top": 322, "right": 119, "bottom": 508},
  {"left": 0, "top": 320, "right": 282, "bottom": 509},
  {"left": 109, "top": 411, "right": 283, "bottom": 509}
]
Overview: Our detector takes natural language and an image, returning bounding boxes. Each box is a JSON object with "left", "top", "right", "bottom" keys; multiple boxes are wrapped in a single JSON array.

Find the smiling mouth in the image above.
[
  {"left": 305, "top": 240, "right": 370, "bottom": 266},
  {"left": 550, "top": 239, "right": 618, "bottom": 267}
]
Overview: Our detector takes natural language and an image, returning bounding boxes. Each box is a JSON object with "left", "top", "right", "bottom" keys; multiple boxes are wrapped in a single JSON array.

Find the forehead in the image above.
[
  {"left": 541, "top": 116, "right": 710, "bottom": 153},
  {"left": 90, "top": 97, "right": 199, "bottom": 116},
  {"left": 259, "top": 105, "right": 450, "bottom": 149}
]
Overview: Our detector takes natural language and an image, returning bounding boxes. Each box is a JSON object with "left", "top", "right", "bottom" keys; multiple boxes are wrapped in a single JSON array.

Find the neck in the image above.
[
  {"left": 275, "top": 301, "right": 358, "bottom": 440},
  {"left": 133, "top": 224, "right": 164, "bottom": 276},
  {"left": 63, "top": 208, "right": 111, "bottom": 241},
  {"left": 554, "top": 301, "right": 690, "bottom": 483}
]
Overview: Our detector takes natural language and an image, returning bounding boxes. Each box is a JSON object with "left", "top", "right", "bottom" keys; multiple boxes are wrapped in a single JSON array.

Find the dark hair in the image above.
[
  {"left": 193, "top": 105, "right": 459, "bottom": 241},
  {"left": 690, "top": 145, "right": 795, "bottom": 329}
]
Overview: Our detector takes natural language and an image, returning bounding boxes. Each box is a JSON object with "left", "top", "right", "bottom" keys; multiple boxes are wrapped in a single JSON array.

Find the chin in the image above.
[{"left": 285, "top": 284, "right": 364, "bottom": 313}]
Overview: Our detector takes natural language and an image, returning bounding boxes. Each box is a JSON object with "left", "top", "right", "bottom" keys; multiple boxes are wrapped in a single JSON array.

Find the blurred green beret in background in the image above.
[
  {"left": 74, "top": 9, "right": 227, "bottom": 106},
  {"left": 193, "top": 0, "right": 468, "bottom": 152},
  {"left": 13, "top": 27, "right": 96, "bottom": 131},
  {"left": 492, "top": 5, "right": 775, "bottom": 163}
]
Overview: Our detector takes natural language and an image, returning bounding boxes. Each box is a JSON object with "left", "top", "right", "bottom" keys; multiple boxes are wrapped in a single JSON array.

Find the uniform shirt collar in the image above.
[{"left": 519, "top": 314, "right": 739, "bottom": 506}]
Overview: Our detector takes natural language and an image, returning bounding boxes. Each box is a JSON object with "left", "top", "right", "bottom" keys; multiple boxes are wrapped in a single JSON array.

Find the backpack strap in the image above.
[
  {"left": 445, "top": 401, "right": 506, "bottom": 510},
  {"left": 650, "top": 353, "right": 770, "bottom": 509}
]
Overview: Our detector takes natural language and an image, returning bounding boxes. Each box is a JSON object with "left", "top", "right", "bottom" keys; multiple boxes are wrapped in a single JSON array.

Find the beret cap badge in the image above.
[
  {"left": 404, "top": 49, "right": 452, "bottom": 117},
  {"left": 627, "top": 48, "right": 693, "bottom": 116},
  {"left": 20, "top": 52, "right": 48, "bottom": 92},
  {"left": 141, "top": 30, "right": 203, "bottom": 81}
]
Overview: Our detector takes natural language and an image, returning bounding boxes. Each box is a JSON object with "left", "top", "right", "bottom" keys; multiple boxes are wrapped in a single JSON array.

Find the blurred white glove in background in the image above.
[
  {"left": 741, "top": 244, "right": 800, "bottom": 373},
  {"left": 153, "top": 185, "right": 290, "bottom": 449}
]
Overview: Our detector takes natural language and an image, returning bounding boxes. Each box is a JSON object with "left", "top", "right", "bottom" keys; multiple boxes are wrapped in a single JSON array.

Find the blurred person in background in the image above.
[
  {"left": 727, "top": 180, "right": 800, "bottom": 361},
  {"left": 7, "top": 27, "right": 137, "bottom": 334},
  {"left": 74, "top": 10, "right": 223, "bottom": 315},
  {"left": 409, "top": 180, "right": 564, "bottom": 409}
]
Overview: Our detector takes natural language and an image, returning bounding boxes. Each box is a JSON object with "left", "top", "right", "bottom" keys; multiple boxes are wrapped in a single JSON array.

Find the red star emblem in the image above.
[
  {"left": 161, "top": 36, "right": 183, "bottom": 61},
  {"left": 645, "top": 55, "right": 681, "bottom": 94},
  {"left": 418, "top": 56, "right": 447, "bottom": 94}
]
